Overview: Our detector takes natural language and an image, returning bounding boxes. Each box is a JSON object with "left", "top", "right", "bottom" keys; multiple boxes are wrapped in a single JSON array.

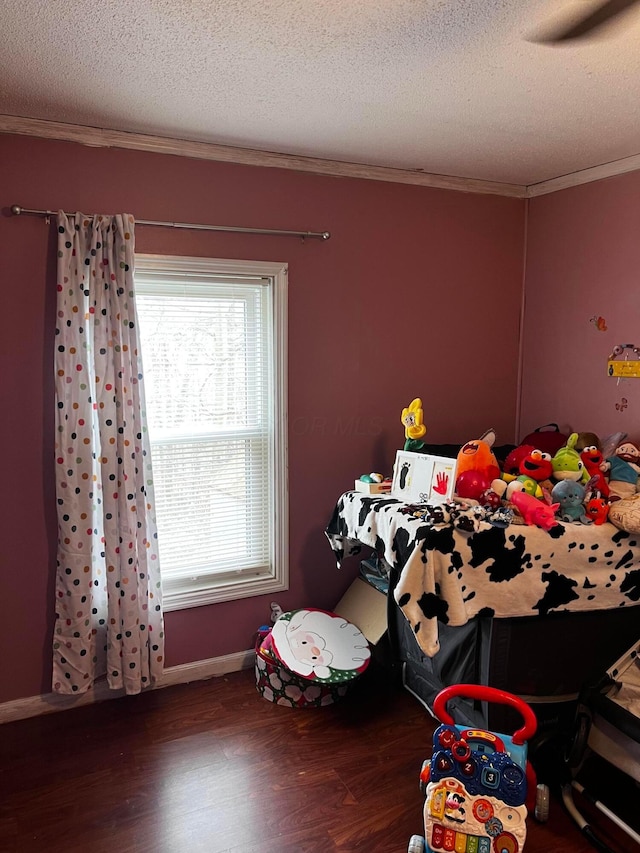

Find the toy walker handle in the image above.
[{"left": 433, "top": 684, "right": 537, "bottom": 745}]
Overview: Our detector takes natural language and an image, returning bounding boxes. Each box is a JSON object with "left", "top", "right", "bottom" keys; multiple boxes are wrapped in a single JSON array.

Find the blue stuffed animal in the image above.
[{"left": 551, "top": 480, "right": 592, "bottom": 524}]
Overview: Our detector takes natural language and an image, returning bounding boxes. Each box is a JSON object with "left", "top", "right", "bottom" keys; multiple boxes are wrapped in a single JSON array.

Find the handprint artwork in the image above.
[
  {"left": 430, "top": 461, "right": 454, "bottom": 501},
  {"left": 432, "top": 470, "right": 449, "bottom": 495},
  {"left": 391, "top": 452, "right": 456, "bottom": 504}
]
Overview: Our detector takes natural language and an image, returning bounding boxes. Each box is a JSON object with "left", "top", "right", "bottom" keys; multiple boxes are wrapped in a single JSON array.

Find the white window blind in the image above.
[{"left": 134, "top": 255, "right": 288, "bottom": 610}]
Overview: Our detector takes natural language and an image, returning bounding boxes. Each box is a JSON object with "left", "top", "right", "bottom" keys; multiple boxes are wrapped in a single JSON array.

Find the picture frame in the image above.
[{"left": 391, "top": 450, "right": 457, "bottom": 504}]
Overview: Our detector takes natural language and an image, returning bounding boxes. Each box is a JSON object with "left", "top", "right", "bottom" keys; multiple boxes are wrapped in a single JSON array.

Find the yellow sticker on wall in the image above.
[{"left": 608, "top": 360, "right": 640, "bottom": 378}]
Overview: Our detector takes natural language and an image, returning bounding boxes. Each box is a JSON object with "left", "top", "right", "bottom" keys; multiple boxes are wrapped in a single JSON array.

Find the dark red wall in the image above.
[
  {"left": 0, "top": 134, "right": 525, "bottom": 703},
  {"left": 522, "top": 172, "right": 640, "bottom": 442}
]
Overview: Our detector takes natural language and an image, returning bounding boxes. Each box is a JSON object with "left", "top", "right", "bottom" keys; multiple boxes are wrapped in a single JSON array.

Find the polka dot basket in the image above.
[{"left": 254, "top": 608, "right": 370, "bottom": 709}]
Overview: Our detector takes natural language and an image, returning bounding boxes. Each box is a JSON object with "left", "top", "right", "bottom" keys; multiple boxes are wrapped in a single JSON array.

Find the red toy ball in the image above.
[{"left": 456, "top": 470, "right": 492, "bottom": 500}]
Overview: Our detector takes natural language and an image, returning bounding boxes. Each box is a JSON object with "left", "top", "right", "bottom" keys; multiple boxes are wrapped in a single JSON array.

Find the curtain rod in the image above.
[{"left": 10, "top": 205, "right": 330, "bottom": 241}]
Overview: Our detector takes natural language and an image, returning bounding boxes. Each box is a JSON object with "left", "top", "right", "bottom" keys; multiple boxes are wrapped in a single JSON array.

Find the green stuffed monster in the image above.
[{"left": 551, "top": 433, "right": 590, "bottom": 484}]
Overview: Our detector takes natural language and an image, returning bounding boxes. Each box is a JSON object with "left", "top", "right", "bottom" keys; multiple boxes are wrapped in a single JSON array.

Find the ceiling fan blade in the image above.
[{"left": 538, "top": 0, "right": 640, "bottom": 42}]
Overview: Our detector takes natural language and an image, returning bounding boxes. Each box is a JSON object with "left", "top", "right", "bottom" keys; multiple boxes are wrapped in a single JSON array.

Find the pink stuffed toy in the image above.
[{"left": 510, "top": 491, "right": 560, "bottom": 531}]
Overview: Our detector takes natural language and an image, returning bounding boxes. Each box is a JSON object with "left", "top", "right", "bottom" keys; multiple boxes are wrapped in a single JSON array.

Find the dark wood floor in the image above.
[{"left": 0, "top": 662, "right": 637, "bottom": 853}]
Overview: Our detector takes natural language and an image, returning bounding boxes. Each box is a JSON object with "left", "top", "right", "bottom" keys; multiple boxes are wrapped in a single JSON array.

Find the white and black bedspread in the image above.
[{"left": 325, "top": 492, "right": 640, "bottom": 657}]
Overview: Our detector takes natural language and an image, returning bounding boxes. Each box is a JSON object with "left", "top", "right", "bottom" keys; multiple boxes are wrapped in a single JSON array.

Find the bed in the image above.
[{"left": 325, "top": 490, "right": 640, "bottom": 729}]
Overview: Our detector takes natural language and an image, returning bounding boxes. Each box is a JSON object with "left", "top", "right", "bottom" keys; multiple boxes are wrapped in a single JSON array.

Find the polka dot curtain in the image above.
[{"left": 53, "top": 211, "right": 164, "bottom": 695}]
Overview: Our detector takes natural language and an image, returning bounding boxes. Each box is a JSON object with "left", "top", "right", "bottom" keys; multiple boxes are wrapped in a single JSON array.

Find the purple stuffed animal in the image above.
[{"left": 510, "top": 491, "right": 560, "bottom": 531}]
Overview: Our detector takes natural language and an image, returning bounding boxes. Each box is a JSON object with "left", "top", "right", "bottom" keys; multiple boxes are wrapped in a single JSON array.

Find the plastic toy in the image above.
[
  {"left": 551, "top": 433, "right": 589, "bottom": 484},
  {"left": 355, "top": 473, "right": 392, "bottom": 494},
  {"left": 551, "top": 480, "right": 591, "bottom": 524},
  {"left": 455, "top": 429, "right": 501, "bottom": 492},
  {"left": 455, "top": 470, "right": 492, "bottom": 501},
  {"left": 360, "top": 472, "right": 383, "bottom": 483},
  {"left": 579, "top": 446, "right": 609, "bottom": 497},
  {"left": 509, "top": 491, "right": 559, "bottom": 531},
  {"left": 407, "top": 684, "right": 548, "bottom": 853},
  {"left": 402, "top": 398, "right": 427, "bottom": 452}
]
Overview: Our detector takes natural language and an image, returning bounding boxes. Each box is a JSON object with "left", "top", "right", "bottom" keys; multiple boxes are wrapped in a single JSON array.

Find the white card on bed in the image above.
[{"left": 391, "top": 450, "right": 457, "bottom": 504}]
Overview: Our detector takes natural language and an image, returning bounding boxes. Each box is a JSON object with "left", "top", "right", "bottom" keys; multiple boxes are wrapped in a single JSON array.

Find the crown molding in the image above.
[
  {"left": 0, "top": 113, "right": 525, "bottom": 198},
  {"left": 526, "top": 151, "right": 640, "bottom": 197},
  {"left": 3, "top": 113, "right": 638, "bottom": 199}
]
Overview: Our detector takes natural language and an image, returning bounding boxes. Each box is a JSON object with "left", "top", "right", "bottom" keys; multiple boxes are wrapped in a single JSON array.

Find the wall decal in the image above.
[{"left": 590, "top": 315, "right": 607, "bottom": 331}]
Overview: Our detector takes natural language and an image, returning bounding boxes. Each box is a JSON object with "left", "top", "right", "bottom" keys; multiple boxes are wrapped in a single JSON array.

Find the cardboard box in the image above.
[
  {"left": 334, "top": 577, "right": 387, "bottom": 645},
  {"left": 354, "top": 479, "right": 391, "bottom": 495}
]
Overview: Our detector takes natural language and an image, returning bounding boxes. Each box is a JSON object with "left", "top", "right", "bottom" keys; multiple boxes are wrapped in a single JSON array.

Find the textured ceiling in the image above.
[{"left": 1, "top": 0, "right": 640, "bottom": 186}]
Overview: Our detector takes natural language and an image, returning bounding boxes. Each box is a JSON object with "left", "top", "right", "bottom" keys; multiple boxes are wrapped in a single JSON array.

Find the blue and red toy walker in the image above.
[{"left": 408, "top": 684, "right": 548, "bottom": 853}]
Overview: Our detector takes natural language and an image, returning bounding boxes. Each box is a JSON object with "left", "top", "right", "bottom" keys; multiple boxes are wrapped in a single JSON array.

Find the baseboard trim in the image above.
[{"left": 0, "top": 649, "right": 255, "bottom": 725}]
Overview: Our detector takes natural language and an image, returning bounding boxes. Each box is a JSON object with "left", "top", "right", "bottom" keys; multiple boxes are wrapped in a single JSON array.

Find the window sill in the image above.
[{"left": 162, "top": 572, "right": 288, "bottom": 611}]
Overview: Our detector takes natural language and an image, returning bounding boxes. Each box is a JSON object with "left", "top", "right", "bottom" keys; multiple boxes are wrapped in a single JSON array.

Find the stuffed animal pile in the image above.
[{"left": 453, "top": 428, "right": 640, "bottom": 531}]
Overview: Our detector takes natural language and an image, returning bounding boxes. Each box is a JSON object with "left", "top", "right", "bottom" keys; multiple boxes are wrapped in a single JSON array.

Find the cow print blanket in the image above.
[{"left": 325, "top": 492, "right": 640, "bottom": 657}]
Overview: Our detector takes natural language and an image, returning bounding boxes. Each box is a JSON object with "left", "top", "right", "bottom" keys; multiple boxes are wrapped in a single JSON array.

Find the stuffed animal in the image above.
[
  {"left": 585, "top": 494, "right": 609, "bottom": 525},
  {"left": 502, "top": 444, "right": 535, "bottom": 476},
  {"left": 551, "top": 480, "right": 591, "bottom": 524},
  {"left": 580, "top": 446, "right": 610, "bottom": 497},
  {"left": 574, "top": 431, "right": 601, "bottom": 453},
  {"left": 493, "top": 447, "right": 553, "bottom": 500},
  {"left": 401, "top": 398, "right": 427, "bottom": 452},
  {"left": 551, "top": 433, "right": 589, "bottom": 484},
  {"left": 604, "top": 441, "right": 640, "bottom": 500},
  {"left": 601, "top": 431, "right": 628, "bottom": 459},
  {"left": 615, "top": 441, "right": 640, "bottom": 472},
  {"left": 455, "top": 429, "right": 501, "bottom": 494},
  {"left": 509, "top": 491, "right": 559, "bottom": 531}
]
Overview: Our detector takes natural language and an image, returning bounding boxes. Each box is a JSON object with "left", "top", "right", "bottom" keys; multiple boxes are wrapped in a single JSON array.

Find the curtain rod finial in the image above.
[
  {"left": 322, "top": 231, "right": 331, "bottom": 240},
  {"left": 10, "top": 205, "right": 22, "bottom": 216}
]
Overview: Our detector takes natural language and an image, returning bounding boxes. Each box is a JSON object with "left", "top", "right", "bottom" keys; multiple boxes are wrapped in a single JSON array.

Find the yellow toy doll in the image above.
[{"left": 401, "top": 398, "right": 427, "bottom": 452}]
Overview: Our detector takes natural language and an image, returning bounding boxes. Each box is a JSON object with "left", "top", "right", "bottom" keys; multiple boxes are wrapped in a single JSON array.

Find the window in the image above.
[{"left": 134, "top": 255, "right": 288, "bottom": 610}]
